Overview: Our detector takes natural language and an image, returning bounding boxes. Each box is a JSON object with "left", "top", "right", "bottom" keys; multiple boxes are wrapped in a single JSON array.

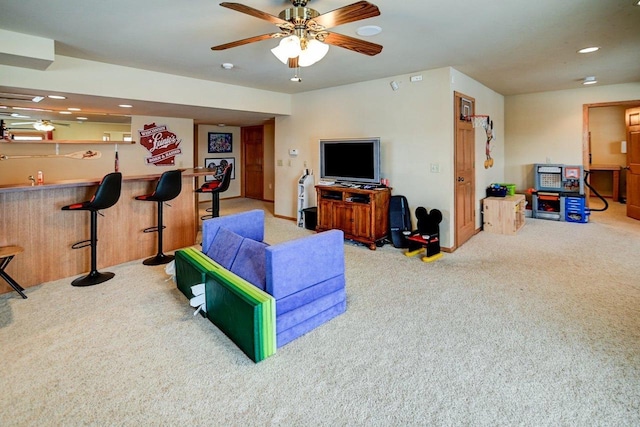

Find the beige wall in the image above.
[
  {"left": 275, "top": 67, "right": 505, "bottom": 248},
  {"left": 0, "top": 55, "right": 291, "bottom": 117},
  {"left": 504, "top": 83, "right": 640, "bottom": 191}
]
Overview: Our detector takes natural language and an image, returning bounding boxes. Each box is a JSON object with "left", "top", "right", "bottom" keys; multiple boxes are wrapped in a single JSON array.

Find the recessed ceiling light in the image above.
[
  {"left": 59, "top": 111, "right": 72, "bottom": 115},
  {"left": 31, "top": 96, "right": 45, "bottom": 103},
  {"left": 48, "top": 95, "right": 67, "bottom": 100},
  {"left": 119, "top": 104, "right": 133, "bottom": 108},
  {"left": 356, "top": 25, "right": 382, "bottom": 37},
  {"left": 76, "top": 117, "right": 88, "bottom": 120},
  {"left": 67, "top": 107, "right": 81, "bottom": 111},
  {"left": 217, "top": 123, "right": 226, "bottom": 127},
  {"left": 583, "top": 76, "right": 598, "bottom": 85},
  {"left": 221, "top": 63, "right": 234, "bottom": 70},
  {"left": 578, "top": 46, "right": 599, "bottom": 54}
]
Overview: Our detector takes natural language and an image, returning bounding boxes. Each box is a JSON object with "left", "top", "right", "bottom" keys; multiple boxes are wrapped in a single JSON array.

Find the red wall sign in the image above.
[{"left": 138, "top": 122, "right": 183, "bottom": 166}]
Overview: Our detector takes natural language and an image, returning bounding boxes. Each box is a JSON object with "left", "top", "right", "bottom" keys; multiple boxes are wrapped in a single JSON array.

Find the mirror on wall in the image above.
[
  {"left": 1, "top": 86, "right": 132, "bottom": 143},
  {"left": 3, "top": 118, "right": 132, "bottom": 142}
]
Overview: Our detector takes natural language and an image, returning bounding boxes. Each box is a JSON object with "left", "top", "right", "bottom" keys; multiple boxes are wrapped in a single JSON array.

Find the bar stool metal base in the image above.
[
  {"left": 71, "top": 270, "right": 115, "bottom": 287},
  {"left": 142, "top": 253, "right": 174, "bottom": 266}
]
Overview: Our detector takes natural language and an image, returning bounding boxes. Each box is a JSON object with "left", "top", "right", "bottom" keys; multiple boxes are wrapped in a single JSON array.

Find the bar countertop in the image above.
[{"left": 0, "top": 168, "right": 215, "bottom": 194}]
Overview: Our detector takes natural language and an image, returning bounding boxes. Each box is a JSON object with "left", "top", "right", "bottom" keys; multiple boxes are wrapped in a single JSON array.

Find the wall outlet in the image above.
[
  {"left": 430, "top": 163, "right": 440, "bottom": 173},
  {"left": 410, "top": 75, "right": 423, "bottom": 82}
]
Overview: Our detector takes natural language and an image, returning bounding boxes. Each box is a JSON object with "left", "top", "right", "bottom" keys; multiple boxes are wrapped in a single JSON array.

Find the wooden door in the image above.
[
  {"left": 454, "top": 92, "right": 476, "bottom": 249},
  {"left": 626, "top": 107, "right": 640, "bottom": 220},
  {"left": 242, "top": 125, "right": 264, "bottom": 200}
]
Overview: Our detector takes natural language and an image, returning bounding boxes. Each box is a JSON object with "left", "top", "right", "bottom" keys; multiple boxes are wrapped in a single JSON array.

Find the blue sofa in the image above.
[{"left": 175, "top": 209, "right": 346, "bottom": 361}]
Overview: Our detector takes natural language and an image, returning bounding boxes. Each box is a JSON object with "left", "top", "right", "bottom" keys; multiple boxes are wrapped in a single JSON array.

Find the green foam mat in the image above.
[{"left": 176, "top": 248, "right": 276, "bottom": 362}]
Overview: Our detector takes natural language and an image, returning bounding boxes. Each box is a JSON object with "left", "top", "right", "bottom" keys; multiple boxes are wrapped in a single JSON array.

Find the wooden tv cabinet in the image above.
[{"left": 315, "top": 185, "right": 391, "bottom": 250}]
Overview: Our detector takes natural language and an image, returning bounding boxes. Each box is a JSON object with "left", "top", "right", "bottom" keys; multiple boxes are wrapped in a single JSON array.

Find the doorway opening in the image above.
[{"left": 583, "top": 100, "right": 640, "bottom": 220}]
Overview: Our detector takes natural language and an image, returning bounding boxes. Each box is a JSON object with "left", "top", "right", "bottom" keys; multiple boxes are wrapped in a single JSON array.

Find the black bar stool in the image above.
[
  {"left": 0, "top": 245, "right": 27, "bottom": 298},
  {"left": 196, "top": 164, "right": 232, "bottom": 220},
  {"left": 62, "top": 172, "right": 122, "bottom": 287},
  {"left": 135, "top": 170, "right": 182, "bottom": 265}
]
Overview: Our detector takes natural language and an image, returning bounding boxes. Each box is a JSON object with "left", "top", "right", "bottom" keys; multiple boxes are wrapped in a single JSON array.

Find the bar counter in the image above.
[{"left": 0, "top": 168, "right": 213, "bottom": 295}]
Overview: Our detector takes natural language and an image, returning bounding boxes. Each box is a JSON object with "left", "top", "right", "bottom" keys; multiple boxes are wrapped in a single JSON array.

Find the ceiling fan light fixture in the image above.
[
  {"left": 271, "top": 35, "right": 302, "bottom": 64},
  {"left": 298, "top": 39, "right": 329, "bottom": 67},
  {"left": 33, "top": 120, "right": 55, "bottom": 131}
]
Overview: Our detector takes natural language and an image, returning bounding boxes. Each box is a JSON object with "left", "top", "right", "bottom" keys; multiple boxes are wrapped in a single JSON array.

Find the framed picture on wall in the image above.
[
  {"left": 204, "top": 157, "right": 235, "bottom": 182},
  {"left": 208, "top": 132, "right": 232, "bottom": 153}
]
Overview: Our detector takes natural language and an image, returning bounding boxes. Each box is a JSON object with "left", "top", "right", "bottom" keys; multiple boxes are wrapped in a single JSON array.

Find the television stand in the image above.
[{"left": 316, "top": 185, "right": 391, "bottom": 250}]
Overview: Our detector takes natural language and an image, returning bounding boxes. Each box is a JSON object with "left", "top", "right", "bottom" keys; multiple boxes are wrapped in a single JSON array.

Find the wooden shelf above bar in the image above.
[{"left": 1, "top": 139, "right": 135, "bottom": 144}]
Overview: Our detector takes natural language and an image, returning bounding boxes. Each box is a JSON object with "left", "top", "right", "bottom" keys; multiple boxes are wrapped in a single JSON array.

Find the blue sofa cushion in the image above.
[
  {"left": 276, "top": 288, "right": 346, "bottom": 333},
  {"left": 202, "top": 210, "right": 265, "bottom": 254},
  {"left": 230, "top": 238, "right": 268, "bottom": 291},
  {"left": 205, "top": 227, "right": 243, "bottom": 269},
  {"left": 276, "top": 275, "right": 345, "bottom": 315}
]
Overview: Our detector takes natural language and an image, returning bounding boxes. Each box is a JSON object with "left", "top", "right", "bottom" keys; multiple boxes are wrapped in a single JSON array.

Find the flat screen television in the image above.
[{"left": 319, "top": 137, "right": 381, "bottom": 185}]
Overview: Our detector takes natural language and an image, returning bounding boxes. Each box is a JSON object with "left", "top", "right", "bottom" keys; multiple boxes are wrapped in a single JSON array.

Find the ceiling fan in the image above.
[
  {"left": 8, "top": 119, "right": 70, "bottom": 131},
  {"left": 211, "top": 0, "right": 382, "bottom": 70}
]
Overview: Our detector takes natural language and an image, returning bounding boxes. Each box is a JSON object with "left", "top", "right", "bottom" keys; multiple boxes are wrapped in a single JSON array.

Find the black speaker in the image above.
[{"left": 389, "top": 195, "right": 412, "bottom": 248}]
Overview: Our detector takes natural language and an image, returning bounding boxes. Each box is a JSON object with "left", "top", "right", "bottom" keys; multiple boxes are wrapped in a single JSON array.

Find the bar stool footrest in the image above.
[
  {"left": 143, "top": 225, "right": 166, "bottom": 233},
  {"left": 71, "top": 240, "right": 92, "bottom": 250}
]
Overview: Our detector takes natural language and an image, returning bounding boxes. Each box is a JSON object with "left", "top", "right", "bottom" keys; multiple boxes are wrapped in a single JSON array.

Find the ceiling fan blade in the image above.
[
  {"left": 220, "top": 2, "right": 289, "bottom": 26},
  {"left": 311, "top": 1, "right": 380, "bottom": 30},
  {"left": 211, "top": 33, "right": 277, "bottom": 50},
  {"left": 322, "top": 32, "right": 382, "bottom": 56}
]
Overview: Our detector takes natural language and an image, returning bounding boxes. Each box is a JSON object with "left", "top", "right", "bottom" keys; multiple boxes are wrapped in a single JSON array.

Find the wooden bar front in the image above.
[{"left": 0, "top": 169, "right": 209, "bottom": 295}]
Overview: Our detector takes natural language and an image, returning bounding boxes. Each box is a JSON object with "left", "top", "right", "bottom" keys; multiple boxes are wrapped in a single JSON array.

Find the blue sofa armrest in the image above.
[{"left": 265, "top": 229, "right": 345, "bottom": 299}]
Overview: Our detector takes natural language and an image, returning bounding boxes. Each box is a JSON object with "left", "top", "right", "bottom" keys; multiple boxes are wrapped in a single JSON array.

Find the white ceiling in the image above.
[{"left": 0, "top": 0, "right": 639, "bottom": 126}]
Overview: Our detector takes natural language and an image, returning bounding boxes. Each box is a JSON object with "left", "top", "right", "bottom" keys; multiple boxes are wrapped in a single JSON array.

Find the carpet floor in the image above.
[{"left": 1, "top": 198, "right": 639, "bottom": 426}]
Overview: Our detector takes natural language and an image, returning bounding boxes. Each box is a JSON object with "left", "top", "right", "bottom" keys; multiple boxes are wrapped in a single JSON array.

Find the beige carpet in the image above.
[{"left": 1, "top": 198, "right": 639, "bottom": 426}]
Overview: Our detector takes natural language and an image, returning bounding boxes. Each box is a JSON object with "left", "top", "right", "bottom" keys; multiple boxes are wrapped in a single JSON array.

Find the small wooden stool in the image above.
[{"left": 0, "top": 246, "right": 27, "bottom": 299}]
